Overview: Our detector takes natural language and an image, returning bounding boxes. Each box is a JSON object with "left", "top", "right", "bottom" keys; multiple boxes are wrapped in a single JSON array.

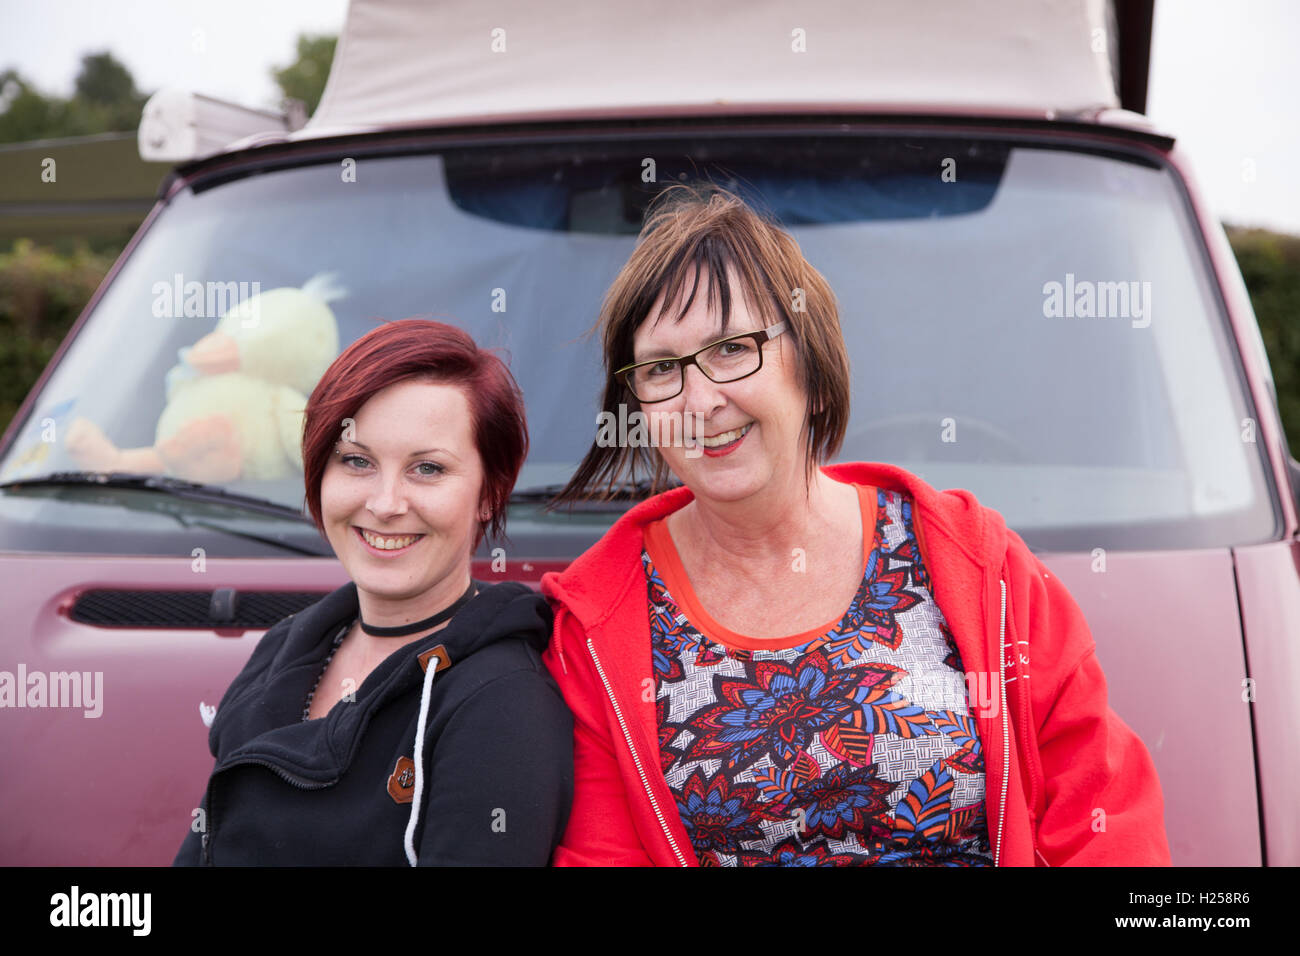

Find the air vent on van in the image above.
[{"left": 70, "top": 589, "right": 327, "bottom": 629}]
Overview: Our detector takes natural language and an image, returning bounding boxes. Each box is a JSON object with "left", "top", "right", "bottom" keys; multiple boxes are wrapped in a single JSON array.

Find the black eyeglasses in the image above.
[{"left": 615, "top": 321, "right": 789, "bottom": 404}]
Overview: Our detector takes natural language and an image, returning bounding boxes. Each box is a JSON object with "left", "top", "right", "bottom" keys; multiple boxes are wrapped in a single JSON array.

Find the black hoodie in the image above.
[{"left": 173, "top": 579, "right": 572, "bottom": 866}]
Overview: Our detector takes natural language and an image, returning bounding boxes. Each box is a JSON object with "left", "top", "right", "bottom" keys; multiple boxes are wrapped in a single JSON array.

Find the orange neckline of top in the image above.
[{"left": 643, "top": 483, "right": 880, "bottom": 651}]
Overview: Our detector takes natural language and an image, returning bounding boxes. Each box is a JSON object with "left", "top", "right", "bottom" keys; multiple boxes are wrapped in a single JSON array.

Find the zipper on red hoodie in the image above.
[
  {"left": 1004, "top": 563, "right": 1047, "bottom": 867},
  {"left": 920, "top": 503, "right": 1011, "bottom": 866},
  {"left": 585, "top": 637, "right": 690, "bottom": 866},
  {"left": 996, "top": 567, "right": 1048, "bottom": 867},
  {"left": 995, "top": 577, "right": 1009, "bottom": 865},
  {"left": 917, "top": 501, "right": 1014, "bottom": 865}
]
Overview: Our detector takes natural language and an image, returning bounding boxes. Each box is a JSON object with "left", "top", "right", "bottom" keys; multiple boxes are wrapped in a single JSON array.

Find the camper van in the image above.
[{"left": 1, "top": 0, "right": 1297, "bottom": 865}]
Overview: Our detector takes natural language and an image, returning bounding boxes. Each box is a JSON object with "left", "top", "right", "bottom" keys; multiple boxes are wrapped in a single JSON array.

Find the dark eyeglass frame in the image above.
[{"left": 614, "top": 321, "right": 789, "bottom": 404}]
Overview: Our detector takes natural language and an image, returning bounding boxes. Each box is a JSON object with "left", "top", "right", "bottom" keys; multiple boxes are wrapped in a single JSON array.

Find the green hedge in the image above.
[
  {"left": 1226, "top": 227, "right": 1300, "bottom": 455},
  {"left": 1, "top": 230, "right": 1298, "bottom": 455},
  {"left": 0, "top": 238, "right": 119, "bottom": 428}
]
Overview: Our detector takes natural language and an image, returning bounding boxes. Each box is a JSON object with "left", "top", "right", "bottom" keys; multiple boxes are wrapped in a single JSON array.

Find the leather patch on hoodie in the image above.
[
  {"left": 417, "top": 645, "right": 450, "bottom": 674},
  {"left": 387, "top": 756, "right": 416, "bottom": 804}
]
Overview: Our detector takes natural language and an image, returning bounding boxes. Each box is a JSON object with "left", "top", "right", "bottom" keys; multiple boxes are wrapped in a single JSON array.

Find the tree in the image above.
[
  {"left": 0, "top": 70, "right": 59, "bottom": 143},
  {"left": 74, "top": 52, "right": 138, "bottom": 107},
  {"left": 271, "top": 34, "right": 337, "bottom": 117},
  {"left": 64, "top": 51, "right": 148, "bottom": 137}
]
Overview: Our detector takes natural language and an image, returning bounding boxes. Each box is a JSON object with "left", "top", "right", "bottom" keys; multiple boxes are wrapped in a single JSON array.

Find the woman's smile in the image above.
[
  {"left": 354, "top": 525, "right": 426, "bottom": 555},
  {"left": 699, "top": 422, "right": 753, "bottom": 457}
]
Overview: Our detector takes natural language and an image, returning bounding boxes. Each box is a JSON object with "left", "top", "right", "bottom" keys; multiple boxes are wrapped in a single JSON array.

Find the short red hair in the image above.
[{"left": 301, "top": 319, "right": 528, "bottom": 550}]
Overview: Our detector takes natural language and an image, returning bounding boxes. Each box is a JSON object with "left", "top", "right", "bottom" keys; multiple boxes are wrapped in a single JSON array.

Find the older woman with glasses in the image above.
[{"left": 543, "top": 183, "right": 1170, "bottom": 867}]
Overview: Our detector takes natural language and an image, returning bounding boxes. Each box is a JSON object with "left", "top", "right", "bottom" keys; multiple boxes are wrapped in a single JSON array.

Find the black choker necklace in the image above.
[{"left": 358, "top": 581, "right": 478, "bottom": 637}]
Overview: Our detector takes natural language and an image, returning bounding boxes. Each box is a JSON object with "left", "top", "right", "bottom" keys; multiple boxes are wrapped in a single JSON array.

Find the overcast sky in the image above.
[{"left": 1, "top": 0, "right": 1296, "bottom": 233}]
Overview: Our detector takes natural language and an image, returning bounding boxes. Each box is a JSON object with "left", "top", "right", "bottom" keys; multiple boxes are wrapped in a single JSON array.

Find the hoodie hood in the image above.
[
  {"left": 545, "top": 461, "right": 1010, "bottom": 623},
  {"left": 208, "top": 579, "right": 551, "bottom": 771}
]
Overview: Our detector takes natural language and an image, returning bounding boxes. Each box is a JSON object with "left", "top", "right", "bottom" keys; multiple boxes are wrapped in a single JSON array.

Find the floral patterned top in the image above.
[{"left": 643, "top": 484, "right": 994, "bottom": 866}]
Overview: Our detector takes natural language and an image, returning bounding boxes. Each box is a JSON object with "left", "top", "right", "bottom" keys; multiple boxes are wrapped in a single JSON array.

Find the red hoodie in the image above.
[{"left": 541, "top": 461, "right": 1172, "bottom": 866}]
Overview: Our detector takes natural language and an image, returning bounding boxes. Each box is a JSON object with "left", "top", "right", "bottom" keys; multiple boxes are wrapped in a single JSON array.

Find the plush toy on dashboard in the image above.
[{"left": 64, "top": 272, "right": 344, "bottom": 483}]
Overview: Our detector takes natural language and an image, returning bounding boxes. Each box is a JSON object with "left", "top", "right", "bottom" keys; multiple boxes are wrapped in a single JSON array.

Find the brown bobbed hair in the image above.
[
  {"left": 547, "top": 181, "right": 850, "bottom": 509},
  {"left": 302, "top": 319, "right": 528, "bottom": 550}
]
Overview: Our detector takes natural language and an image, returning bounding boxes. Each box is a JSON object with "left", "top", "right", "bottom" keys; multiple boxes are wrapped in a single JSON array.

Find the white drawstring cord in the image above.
[{"left": 404, "top": 652, "right": 440, "bottom": 866}]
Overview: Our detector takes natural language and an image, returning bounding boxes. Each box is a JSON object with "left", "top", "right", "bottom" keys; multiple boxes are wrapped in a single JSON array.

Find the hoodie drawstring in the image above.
[{"left": 404, "top": 651, "right": 440, "bottom": 866}]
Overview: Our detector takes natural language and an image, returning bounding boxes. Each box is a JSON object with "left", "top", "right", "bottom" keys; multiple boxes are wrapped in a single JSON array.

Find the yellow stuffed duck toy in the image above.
[{"left": 64, "top": 273, "right": 343, "bottom": 483}]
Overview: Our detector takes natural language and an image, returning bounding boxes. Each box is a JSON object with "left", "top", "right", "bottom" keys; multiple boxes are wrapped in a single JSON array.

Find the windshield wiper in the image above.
[
  {"left": 174, "top": 517, "right": 332, "bottom": 557},
  {"left": 0, "top": 471, "right": 313, "bottom": 523}
]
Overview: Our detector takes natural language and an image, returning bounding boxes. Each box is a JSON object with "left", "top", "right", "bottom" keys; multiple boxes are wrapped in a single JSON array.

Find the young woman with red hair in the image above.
[{"left": 174, "top": 319, "right": 572, "bottom": 866}]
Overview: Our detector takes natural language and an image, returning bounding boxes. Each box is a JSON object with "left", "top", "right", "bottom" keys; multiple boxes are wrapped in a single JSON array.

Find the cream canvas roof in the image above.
[{"left": 302, "top": 0, "right": 1122, "bottom": 138}]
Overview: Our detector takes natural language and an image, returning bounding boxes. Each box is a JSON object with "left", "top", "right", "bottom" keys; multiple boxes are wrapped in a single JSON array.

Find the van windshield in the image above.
[{"left": 0, "top": 130, "right": 1277, "bottom": 555}]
